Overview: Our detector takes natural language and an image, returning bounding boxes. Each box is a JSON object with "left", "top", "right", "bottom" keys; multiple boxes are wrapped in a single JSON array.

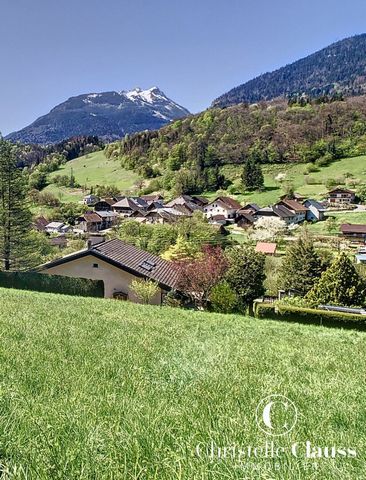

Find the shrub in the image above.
[
  {"left": 0, "top": 271, "right": 104, "bottom": 297},
  {"left": 253, "top": 302, "right": 276, "bottom": 318},
  {"left": 210, "top": 281, "right": 238, "bottom": 313},
  {"left": 130, "top": 279, "right": 159, "bottom": 304}
]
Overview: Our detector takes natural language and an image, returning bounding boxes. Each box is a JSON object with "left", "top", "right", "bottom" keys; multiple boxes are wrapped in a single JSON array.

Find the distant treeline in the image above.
[{"left": 14, "top": 136, "right": 104, "bottom": 168}]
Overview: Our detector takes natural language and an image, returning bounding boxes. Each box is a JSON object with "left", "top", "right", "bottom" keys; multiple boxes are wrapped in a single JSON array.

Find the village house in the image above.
[
  {"left": 327, "top": 188, "right": 356, "bottom": 205},
  {"left": 208, "top": 215, "right": 228, "bottom": 226},
  {"left": 77, "top": 212, "right": 103, "bottom": 233},
  {"left": 37, "top": 238, "right": 178, "bottom": 303},
  {"left": 49, "top": 235, "right": 68, "bottom": 249},
  {"left": 276, "top": 199, "right": 308, "bottom": 223},
  {"left": 165, "top": 195, "right": 204, "bottom": 214},
  {"left": 140, "top": 194, "right": 164, "bottom": 203},
  {"left": 95, "top": 210, "right": 119, "bottom": 229},
  {"left": 93, "top": 198, "right": 117, "bottom": 211},
  {"left": 340, "top": 224, "right": 366, "bottom": 242},
  {"left": 255, "top": 242, "right": 277, "bottom": 255},
  {"left": 112, "top": 197, "right": 149, "bottom": 217},
  {"left": 83, "top": 194, "right": 100, "bottom": 206},
  {"left": 33, "top": 216, "right": 49, "bottom": 232},
  {"left": 254, "top": 205, "right": 297, "bottom": 225},
  {"left": 238, "top": 203, "right": 260, "bottom": 215},
  {"left": 280, "top": 192, "right": 305, "bottom": 202},
  {"left": 303, "top": 199, "right": 327, "bottom": 222},
  {"left": 235, "top": 211, "right": 256, "bottom": 229},
  {"left": 204, "top": 196, "right": 242, "bottom": 220},
  {"left": 45, "top": 222, "right": 70, "bottom": 234}
]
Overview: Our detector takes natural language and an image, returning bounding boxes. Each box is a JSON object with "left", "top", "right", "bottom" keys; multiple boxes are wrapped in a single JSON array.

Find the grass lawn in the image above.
[
  {"left": 0, "top": 288, "right": 364, "bottom": 478},
  {"left": 306, "top": 210, "right": 366, "bottom": 235},
  {"left": 46, "top": 150, "right": 140, "bottom": 202},
  {"left": 216, "top": 155, "right": 366, "bottom": 207}
]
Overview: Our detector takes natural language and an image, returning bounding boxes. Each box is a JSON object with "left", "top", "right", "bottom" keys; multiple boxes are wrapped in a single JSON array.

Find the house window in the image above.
[{"left": 93, "top": 263, "right": 99, "bottom": 268}]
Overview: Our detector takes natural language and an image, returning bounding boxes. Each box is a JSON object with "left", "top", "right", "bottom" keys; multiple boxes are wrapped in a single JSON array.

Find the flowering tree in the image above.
[
  {"left": 251, "top": 216, "right": 287, "bottom": 242},
  {"left": 175, "top": 245, "right": 228, "bottom": 309}
]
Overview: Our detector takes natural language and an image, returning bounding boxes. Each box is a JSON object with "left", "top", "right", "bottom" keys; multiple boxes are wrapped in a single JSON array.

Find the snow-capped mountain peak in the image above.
[
  {"left": 122, "top": 86, "right": 167, "bottom": 104},
  {"left": 6, "top": 86, "right": 190, "bottom": 144}
]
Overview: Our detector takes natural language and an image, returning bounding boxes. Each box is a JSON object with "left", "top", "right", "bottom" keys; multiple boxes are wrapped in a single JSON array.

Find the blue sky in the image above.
[{"left": 1, "top": 0, "right": 366, "bottom": 135}]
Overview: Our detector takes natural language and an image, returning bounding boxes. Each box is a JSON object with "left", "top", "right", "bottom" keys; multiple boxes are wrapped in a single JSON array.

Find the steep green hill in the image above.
[
  {"left": 0, "top": 287, "right": 364, "bottom": 478},
  {"left": 213, "top": 33, "right": 366, "bottom": 107},
  {"left": 106, "top": 95, "right": 366, "bottom": 196},
  {"left": 45, "top": 150, "right": 139, "bottom": 202}
]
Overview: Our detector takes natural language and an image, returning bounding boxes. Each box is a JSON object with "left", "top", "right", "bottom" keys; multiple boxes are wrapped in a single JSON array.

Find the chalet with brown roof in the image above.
[
  {"left": 277, "top": 199, "right": 308, "bottom": 223},
  {"left": 165, "top": 195, "right": 203, "bottom": 214},
  {"left": 254, "top": 205, "right": 297, "bottom": 224},
  {"left": 280, "top": 192, "right": 305, "bottom": 201},
  {"left": 112, "top": 198, "right": 143, "bottom": 217},
  {"left": 37, "top": 239, "right": 178, "bottom": 303},
  {"left": 140, "top": 194, "right": 164, "bottom": 203},
  {"left": 204, "top": 196, "right": 242, "bottom": 220},
  {"left": 236, "top": 212, "right": 256, "bottom": 229},
  {"left": 327, "top": 188, "right": 356, "bottom": 205},
  {"left": 340, "top": 224, "right": 366, "bottom": 241},
  {"left": 33, "top": 216, "right": 49, "bottom": 232},
  {"left": 93, "top": 198, "right": 117, "bottom": 211}
]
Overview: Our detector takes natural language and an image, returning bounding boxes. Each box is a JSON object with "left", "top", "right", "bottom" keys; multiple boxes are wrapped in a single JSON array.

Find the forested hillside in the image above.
[
  {"left": 213, "top": 34, "right": 366, "bottom": 107},
  {"left": 106, "top": 95, "right": 366, "bottom": 195}
]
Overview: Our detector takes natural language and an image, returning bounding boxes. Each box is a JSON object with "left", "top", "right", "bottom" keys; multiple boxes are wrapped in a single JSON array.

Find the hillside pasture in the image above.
[
  {"left": 0, "top": 288, "right": 364, "bottom": 479},
  {"left": 46, "top": 150, "right": 140, "bottom": 202}
]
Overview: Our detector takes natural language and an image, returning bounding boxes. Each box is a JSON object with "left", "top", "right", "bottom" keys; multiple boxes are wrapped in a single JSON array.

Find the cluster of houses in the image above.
[
  {"left": 77, "top": 191, "right": 329, "bottom": 233},
  {"left": 32, "top": 186, "right": 365, "bottom": 305},
  {"left": 204, "top": 193, "right": 327, "bottom": 227}
]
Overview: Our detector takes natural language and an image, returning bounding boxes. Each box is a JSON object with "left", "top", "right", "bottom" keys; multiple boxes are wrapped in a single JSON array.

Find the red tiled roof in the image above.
[{"left": 255, "top": 242, "right": 277, "bottom": 254}]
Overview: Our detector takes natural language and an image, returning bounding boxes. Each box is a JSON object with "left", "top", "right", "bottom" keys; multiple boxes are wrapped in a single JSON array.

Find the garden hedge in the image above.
[
  {"left": 254, "top": 302, "right": 366, "bottom": 328},
  {"left": 0, "top": 271, "right": 104, "bottom": 298}
]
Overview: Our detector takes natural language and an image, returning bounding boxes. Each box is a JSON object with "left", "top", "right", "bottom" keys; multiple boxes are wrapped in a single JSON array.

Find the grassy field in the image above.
[
  {"left": 45, "top": 150, "right": 140, "bottom": 202},
  {"left": 0, "top": 288, "right": 364, "bottom": 478},
  {"left": 215, "top": 155, "right": 366, "bottom": 206}
]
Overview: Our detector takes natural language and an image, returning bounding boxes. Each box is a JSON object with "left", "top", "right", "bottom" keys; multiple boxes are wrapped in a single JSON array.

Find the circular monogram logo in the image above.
[{"left": 256, "top": 394, "right": 298, "bottom": 436}]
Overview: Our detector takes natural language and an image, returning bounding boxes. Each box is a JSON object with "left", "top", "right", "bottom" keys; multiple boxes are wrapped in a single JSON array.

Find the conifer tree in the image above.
[
  {"left": 306, "top": 252, "right": 365, "bottom": 307},
  {"left": 281, "top": 234, "right": 324, "bottom": 296},
  {"left": 0, "top": 138, "right": 32, "bottom": 270},
  {"left": 241, "top": 158, "right": 264, "bottom": 191}
]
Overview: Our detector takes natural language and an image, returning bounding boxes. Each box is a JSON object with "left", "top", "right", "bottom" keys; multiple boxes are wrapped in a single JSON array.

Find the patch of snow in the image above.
[{"left": 153, "top": 111, "right": 169, "bottom": 120}]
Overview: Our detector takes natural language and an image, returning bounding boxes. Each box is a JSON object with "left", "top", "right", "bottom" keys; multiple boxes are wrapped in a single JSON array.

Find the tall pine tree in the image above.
[
  {"left": 281, "top": 234, "right": 324, "bottom": 296},
  {"left": 241, "top": 158, "right": 264, "bottom": 191},
  {"left": 0, "top": 138, "right": 32, "bottom": 270},
  {"left": 306, "top": 252, "right": 366, "bottom": 307}
]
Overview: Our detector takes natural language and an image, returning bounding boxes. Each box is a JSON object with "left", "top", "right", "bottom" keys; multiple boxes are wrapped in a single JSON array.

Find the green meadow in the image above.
[
  {"left": 0, "top": 288, "right": 364, "bottom": 479},
  {"left": 217, "top": 155, "right": 366, "bottom": 206},
  {"left": 45, "top": 150, "right": 140, "bottom": 202}
]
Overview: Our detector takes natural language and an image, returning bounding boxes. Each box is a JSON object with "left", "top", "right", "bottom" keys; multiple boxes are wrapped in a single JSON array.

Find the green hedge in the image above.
[
  {"left": 253, "top": 302, "right": 276, "bottom": 318},
  {"left": 276, "top": 305, "right": 366, "bottom": 327},
  {"left": 254, "top": 302, "right": 366, "bottom": 328},
  {"left": 0, "top": 271, "right": 104, "bottom": 298}
]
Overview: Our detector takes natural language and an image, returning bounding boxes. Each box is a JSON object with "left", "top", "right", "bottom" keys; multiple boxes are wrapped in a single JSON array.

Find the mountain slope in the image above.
[
  {"left": 107, "top": 95, "right": 366, "bottom": 195},
  {"left": 213, "top": 34, "right": 366, "bottom": 107},
  {"left": 7, "top": 87, "right": 190, "bottom": 145}
]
